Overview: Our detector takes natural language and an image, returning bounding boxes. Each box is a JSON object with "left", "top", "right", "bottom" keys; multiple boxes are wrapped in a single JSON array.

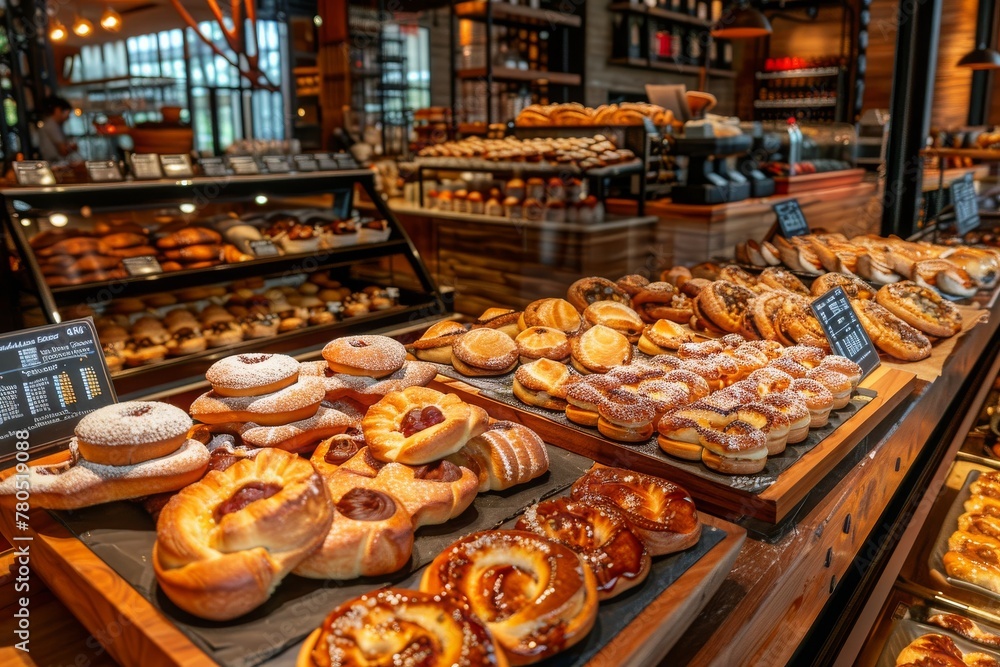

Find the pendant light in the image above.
[
  {"left": 72, "top": 16, "right": 94, "bottom": 38},
  {"left": 100, "top": 7, "right": 122, "bottom": 33},
  {"left": 957, "top": 44, "right": 1000, "bottom": 70},
  {"left": 711, "top": 2, "right": 772, "bottom": 39},
  {"left": 49, "top": 17, "right": 68, "bottom": 42}
]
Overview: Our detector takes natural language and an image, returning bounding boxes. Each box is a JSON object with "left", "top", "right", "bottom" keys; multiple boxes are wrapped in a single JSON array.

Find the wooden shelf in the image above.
[
  {"left": 456, "top": 67, "right": 582, "bottom": 86},
  {"left": 753, "top": 97, "right": 837, "bottom": 109},
  {"left": 454, "top": 0, "right": 582, "bottom": 27},
  {"left": 608, "top": 56, "right": 736, "bottom": 78},
  {"left": 608, "top": 2, "right": 713, "bottom": 28},
  {"left": 756, "top": 66, "right": 841, "bottom": 80}
]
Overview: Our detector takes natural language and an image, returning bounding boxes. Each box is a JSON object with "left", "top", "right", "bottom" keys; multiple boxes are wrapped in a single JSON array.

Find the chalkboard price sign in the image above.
[
  {"left": 0, "top": 319, "right": 116, "bottom": 462},
  {"left": 951, "top": 173, "right": 981, "bottom": 236},
  {"left": 810, "top": 287, "right": 880, "bottom": 379},
  {"left": 773, "top": 199, "right": 810, "bottom": 238}
]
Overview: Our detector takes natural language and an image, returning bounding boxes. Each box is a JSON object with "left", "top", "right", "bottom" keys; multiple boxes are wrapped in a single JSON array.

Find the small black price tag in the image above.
[
  {"left": 952, "top": 173, "right": 981, "bottom": 236},
  {"left": 13, "top": 161, "right": 56, "bottom": 186},
  {"left": 263, "top": 155, "right": 292, "bottom": 173},
  {"left": 199, "top": 157, "right": 228, "bottom": 177},
  {"left": 249, "top": 239, "right": 280, "bottom": 258},
  {"left": 85, "top": 160, "right": 123, "bottom": 183},
  {"left": 315, "top": 153, "right": 339, "bottom": 170},
  {"left": 159, "top": 153, "right": 195, "bottom": 178},
  {"left": 228, "top": 156, "right": 260, "bottom": 175},
  {"left": 122, "top": 255, "right": 163, "bottom": 276},
  {"left": 810, "top": 287, "right": 880, "bottom": 379},
  {"left": 294, "top": 154, "right": 319, "bottom": 171},
  {"left": 0, "top": 318, "right": 117, "bottom": 461},
  {"left": 773, "top": 198, "right": 809, "bottom": 238},
  {"left": 131, "top": 153, "right": 163, "bottom": 180}
]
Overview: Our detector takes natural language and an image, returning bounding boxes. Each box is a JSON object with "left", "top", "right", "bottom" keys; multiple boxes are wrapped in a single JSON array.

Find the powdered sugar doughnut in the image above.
[
  {"left": 189, "top": 377, "right": 325, "bottom": 426},
  {"left": 205, "top": 353, "right": 300, "bottom": 397},
  {"left": 322, "top": 335, "right": 406, "bottom": 378},
  {"left": 75, "top": 401, "right": 192, "bottom": 466},
  {"left": 300, "top": 360, "right": 437, "bottom": 405},
  {"left": 236, "top": 401, "right": 362, "bottom": 453}
]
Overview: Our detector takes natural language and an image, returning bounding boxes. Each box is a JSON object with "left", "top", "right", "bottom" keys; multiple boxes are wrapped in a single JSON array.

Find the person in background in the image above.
[{"left": 37, "top": 95, "right": 80, "bottom": 163}]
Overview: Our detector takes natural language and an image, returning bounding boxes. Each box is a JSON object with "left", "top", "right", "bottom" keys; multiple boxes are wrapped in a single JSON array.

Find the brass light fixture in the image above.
[
  {"left": 100, "top": 7, "right": 123, "bottom": 33},
  {"left": 72, "top": 16, "right": 94, "bottom": 37},
  {"left": 711, "top": 2, "right": 772, "bottom": 39},
  {"left": 49, "top": 17, "right": 68, "bottom": 42}
]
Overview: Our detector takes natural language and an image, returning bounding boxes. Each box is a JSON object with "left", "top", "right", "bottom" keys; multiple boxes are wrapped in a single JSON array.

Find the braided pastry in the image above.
[
  {"left": 421, "top": 530, "right": 598, "bottom": 665},
  {"left": 448, "top": 421, "right": 549, "bottom": 491},
  {"left": 153, "top": 448, "right": 332, "bottom": 620}
]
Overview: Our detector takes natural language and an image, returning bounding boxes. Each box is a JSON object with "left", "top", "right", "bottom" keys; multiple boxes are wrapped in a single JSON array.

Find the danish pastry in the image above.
[
  {"left": 696, "top": 281, "right": 756, "bottom": 333},
  {"left": 420, "top": 530, "right": 599, "bottom": 665},
  {"left": 566, "top": 277, "right": 632, "bottom": 312},
  {"left": 513, "top": 358, "right": 574, "bottom": 410},
  {"left": 153, "top": 448, "right": 332, "bottom": 620},
  {"left": 447, "top": 421, "right": 549, "bottom": 492},
  {"left": 361, "top": 386, "right": 489, "bottom": 464},
  {"left": 631, "top": 281, "right": 692, "bottom": 323},
  {"left": 852, "top": 299, "right": 932, "bottom": 361},
  {"left": 810, "top": 273, "right": 877, "bottom": 300},
  {"left": 410, "top": 320, "right": 467, "bottom": 364},
  {"left": 570, "top": 324, "right": 632, "bottom": 374},
  {"left": 517, "top": 498, "right": 650, "bottom": 600},
  {"left": 570, "top": 466, "right": 701, "bottom": 555},
  {"left": 299, "top": 359, "right": 437, "bottom": 405},
  {"left": 895, "top": 633, "right": 999, "bottom": 667},
  {"left": 515, "top": 326, "right": 571, "bottom": 364},
  {"left": 522, "top": 297, "right": 584, "bottom": 334},
  {"left": 875, "top": 281, "right": 962, "bottom": 338},
  {"left": 583, "top": 300, "right": 644, "bottom": 343}
]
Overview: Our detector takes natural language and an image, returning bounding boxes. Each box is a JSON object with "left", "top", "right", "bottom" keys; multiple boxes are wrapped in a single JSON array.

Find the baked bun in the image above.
[
  {"left": 810, "top": 272, "right": 877, "bottom": 300},
  {"left": 517, "top": 497, "right": 650, "bottom": 600},
  {"left": 451, "top": 327, "right": 519, "bottom": 376},
  {"left": 570, "top": 324, "right": 632, "bottom": 374},
  {"left": 448, "top": 421, "right": 550, "bottom": 492},
  {"left": 631, "top": 282, "right": 692, "bottom": 324},
  {"left": 152, "top": 448, "right": 332, "bottom": 620},
  {"left": 616, "top": 274, "right": 650, "bottom": 297},
  {"left": 515, "top": 326, "right": 571, "bottom": 364},
  {"left": 410, "top": 320, "right": 467, "bottom": 364},
  {"left": 523, "top": 297, "right": 584, "bottom": 334},
  {"left": 638, "top": 319, "right": 694, "bottom": 355},
  {"left": 205, "top": 353, "right": 300, "bottom": 397},
  {"left": 471, "top": 307, "right": 522, "bottom": 339},
  {"left": 420, "top": 530, "right": 598, "bottom": 665},
  {"left": 305, "top": 588, "right": 507, "bottom": 667},
  {"left": 570, "top": 466, "right": 701, "bottom": 556},
  {"left": 74, "top": 401, "right": 192, "bottom": 466},
  {"left": 566, "top": 277, "right": 632, "bottom": 312},
  {"left": 759, "top": 267, "right": 810, "bottom": 295},
  {"left": 583, "top": 301, "right": 644, "bottom": 343},
  {"left": 695, "top": 281, "right": 756, "bottom": 333},
  {"left": 361, "top": 386, "right": 489, "bottom": 464},
  {"left": 322, "top": 335, "right": 407, "bottom": 378},
  {"left": 875, "top": 281, "right": 962, "bottom": 338},
  {"left": 852, "top": 299, "right": 931, "bottom": 361},
  {"left": 513, "top": 357, "right": 574, "bottom": 410}
]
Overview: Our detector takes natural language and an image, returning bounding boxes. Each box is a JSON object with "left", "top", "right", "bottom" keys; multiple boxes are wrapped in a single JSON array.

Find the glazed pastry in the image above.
[
  {"left": 322, "top": 335, "right": 407, "bottom": 378},
  {"left": 447, "top": 421, "right": 549, "bottom": 492},
  {"left": 205, "top": 353, "right": 300, "bottom": 397},
  {"left": 638, "top": 319, "right": 694, "bottom": 355},
  {"left": 471, "top": 307, "right": 522, "bottom": 339},
  {"left": 304, "top": 589, "right": 506, "bottom": 667},
  {"left": 515, "top": 326, "right": 571, "bottom": 364},
  {"left": 570, "top": 324, "right": 632, "bottom": 374},
  {"left": 566, "top": 277, "right": 632, "bottom": 312},
  {"left": 522, "top": 298, "right": 584, "bottom": 334},
  {"left": 410, "top": 320, "right": 467, "bottom": 364},
  {"left": 517, "top": 498, "right": 650, "bottom": 600},
  {"left": 583, "top": 301, "right": 644, "bottom": 343},
  {"left": 875, "top": 281, "right": 963, "bottom": 338},
  {"left": 895, "top": 633, "right": 999, "bottom": 667},
  {"left": 451, "top": 327, "right": 519, "bottom": 376},
  {"left": 420, "top": 530, "right": 598, "bottom": 665},
  {"left": 361, "top": 386, "right": 489, "bottom": 464},
  {"left": 570, "top": 466, "right": 701, "bottom": 556},
  {"left": 513, "top": 358, "right": 573, "bottom": 410}
]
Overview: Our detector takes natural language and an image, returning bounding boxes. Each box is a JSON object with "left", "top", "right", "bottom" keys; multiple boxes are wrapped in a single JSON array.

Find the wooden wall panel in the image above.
[{"left": 862, "top": 0, "right": 899, "bottom": 114}]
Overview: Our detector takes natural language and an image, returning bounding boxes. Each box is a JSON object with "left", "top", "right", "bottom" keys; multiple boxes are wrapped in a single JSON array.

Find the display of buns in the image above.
[
  {"left": 943, "top": 471, "right": 1000, "bottom": 596},
  {"left": 96, "top": 276, "right": 398, "bottom": 373},
  {"left": 895, "top": 633, "right": 1000, "bottom": 667},
  {"left": 27, "top": 210, "right": 390, "bottom": 288},
  {"left": 302, "top": 465, "right": 699, "bottom": 666},
  {"left": 514, "top": 101, "right": 675, "bottom": 128},
  {"left": 417, "top": 133, "right": 635, "bottom": 172}
]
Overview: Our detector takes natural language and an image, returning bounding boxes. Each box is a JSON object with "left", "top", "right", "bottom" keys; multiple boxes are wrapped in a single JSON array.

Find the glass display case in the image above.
[
  {"left": 0, "top": 171, "right": 447, "bottom": 398},
  {"left": 757, "top": 120, "right": 859, "bottom": 175}
]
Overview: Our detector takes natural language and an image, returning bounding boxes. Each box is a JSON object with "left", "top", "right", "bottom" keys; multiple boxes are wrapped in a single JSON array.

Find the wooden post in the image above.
[{"left": 318, "top": 0, "right": 350, "bottom": 148}]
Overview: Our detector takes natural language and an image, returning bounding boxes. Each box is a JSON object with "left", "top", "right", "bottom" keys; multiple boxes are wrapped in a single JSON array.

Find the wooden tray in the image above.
[
  {"left": 432, "top": 365, "right": 917, "bottom": 523},
  {"left": 773, "top": 168, "right": 866, "bottom": 194},
  {"left": 0, "top": 451, "right": 744, "bottom": 667}
]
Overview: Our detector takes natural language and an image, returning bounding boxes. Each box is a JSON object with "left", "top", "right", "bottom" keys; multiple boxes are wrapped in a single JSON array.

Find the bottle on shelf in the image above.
[{"left": 695, "top": 0, "right": 710, "bottom": 21}]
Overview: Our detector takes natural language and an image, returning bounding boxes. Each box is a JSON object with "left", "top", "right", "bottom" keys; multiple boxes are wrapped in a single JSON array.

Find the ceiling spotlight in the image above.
[
  {"left": 49, "top": 213, "right": 68, "bottom": 227},
  {"left": 49, "top": 18, "right": 68, "bottom": 42},
  {"left": 72, "top": 16, "right": 94, "bottom": 37},
  {"left": 100, "top": 7, "right": 122, "bottom": 32}
]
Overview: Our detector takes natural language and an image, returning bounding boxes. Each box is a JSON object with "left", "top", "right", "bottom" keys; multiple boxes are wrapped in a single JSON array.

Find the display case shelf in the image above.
[
  {"left": 608, "top": 56, "right": 736, "bottom": 78},
  {"left": 454, "top": 0, "right": 583, "bottom": 27},
  {"left": 455, "top": 67, "right": 583, "bottom": 86},
  {"left": 607, "top": 2, "right": 712, "bottom": 28},
  {"left": 753, "top": 97, "right": 838, "bottom": 109},
  {"left": 755, "top": 66, "right": 841, "bottom": 79}
]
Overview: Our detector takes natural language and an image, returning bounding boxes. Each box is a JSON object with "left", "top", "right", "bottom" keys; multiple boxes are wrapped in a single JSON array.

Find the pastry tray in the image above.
[
  {"left": 42, "top": 446, "right": 743, "bottom": 667},
  {"left": 928, "top": 468, "right": 1000, "bottom": 603},
  {"left": 429, "top": 362, "right": 916, "bottom": 523},
  {"left": 875, "top": 617, "right": 1000, "bottom": 667}
]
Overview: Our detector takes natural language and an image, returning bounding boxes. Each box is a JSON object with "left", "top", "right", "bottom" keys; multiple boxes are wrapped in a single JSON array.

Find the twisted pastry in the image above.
[
  {"left": 307, "top": 588, "right": 507, "bottom": 667},
  {"left": 421, "top": 530, "right": 598, "bottom": 665}
]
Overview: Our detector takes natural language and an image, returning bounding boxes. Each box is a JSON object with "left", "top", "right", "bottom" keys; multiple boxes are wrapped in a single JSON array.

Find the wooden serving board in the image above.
[
  {"left": 432, "top": 365, "right": 917, "bottom": 523},
  {"left": 0, "top": 453, "right": 744, "bottom": 667}
]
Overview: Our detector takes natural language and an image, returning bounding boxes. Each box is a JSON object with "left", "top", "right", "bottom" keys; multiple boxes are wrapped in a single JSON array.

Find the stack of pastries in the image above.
[
  {"left": 735, "top": 232, "right": 1000, "bottom": 298},
  {"left": 514, "top": 101, "right": 675, "bottom": 128},
  {"left": 943, "top": 470, "right": 1000, "bottom": 595},
  {"left": 303, "top": 465, "right": 701, "bottom": 667}
]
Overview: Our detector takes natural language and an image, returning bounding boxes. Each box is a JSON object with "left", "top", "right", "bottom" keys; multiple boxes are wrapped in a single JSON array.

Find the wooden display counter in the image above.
[
  {"left": 384, "top": 200, "right": 659, "bottom": 315},
  {"left": 606, "top": 180, "right": 879, "bottom": 269}
]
